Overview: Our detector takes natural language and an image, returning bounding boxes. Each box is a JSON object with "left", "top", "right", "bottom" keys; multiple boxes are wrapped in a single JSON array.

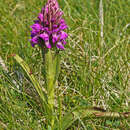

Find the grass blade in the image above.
[{"left": 55, "top": 107, "right": 130, "bottom": 130}]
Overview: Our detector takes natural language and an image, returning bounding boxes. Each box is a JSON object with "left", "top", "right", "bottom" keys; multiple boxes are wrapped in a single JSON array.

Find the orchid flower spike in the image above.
[{"left": 30, "top": 0, "right": 68, "bottom": 50}]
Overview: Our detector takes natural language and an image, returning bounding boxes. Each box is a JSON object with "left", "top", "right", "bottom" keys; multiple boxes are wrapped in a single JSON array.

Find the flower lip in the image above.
[
  {"left": 39, "top": 33, "right": 49, "bottom": 41},
  {"left": 45, "top": 40, "right": 51, "bottom": 48},
  {"left": 31, "top": 36, "right": 38, "bottom": 43},
  {"left": 60, "top": 31, "right": 68, "bottom": 40},
  {"left": 52, "top": 33, "right": 59, "bottom": 43},
  {"left": 56, "top": 42, "right": 64, "bottom": 50}
]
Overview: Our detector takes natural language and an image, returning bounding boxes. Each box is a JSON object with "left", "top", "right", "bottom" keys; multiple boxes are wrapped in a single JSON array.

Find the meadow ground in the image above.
[{"left": 0, "top": 0, "right": 130, "bottom": 129}]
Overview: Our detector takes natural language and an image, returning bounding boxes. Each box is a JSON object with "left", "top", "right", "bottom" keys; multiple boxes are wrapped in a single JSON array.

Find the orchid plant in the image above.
[{"left": 30, "top": 0, "right": 68, "bottom": 128}]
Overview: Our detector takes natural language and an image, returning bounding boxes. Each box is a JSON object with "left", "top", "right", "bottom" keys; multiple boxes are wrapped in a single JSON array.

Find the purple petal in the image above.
[
  {"left": 39, "top": 33, "right": 49, "bottom": 41},
  {"left": 31, "top": 36, "right": 38, "bottom": 43},
  {"left": 53, "top": 28, "right": 60, "bottom": 33},
  {"left": 43, "top": 27, "right": 49, "bottom": 31},
  {"left": 47, "top": 30, "right": 53, "bottom": 35},
  {"left": 56, "top": 42, "right": 64, "bottom": 50},
  {"left": 60, "top": 19, "right": 65, "bottom": 24},
  {"left": 31, "top": 31, "right": 37, "bottom": 38},
  {"left": 30, "top": 36, "right": 39, "bottom": 47},
  {"left": 60, "top": 31, "right": 68, "bottom": 40},
  {"left": 59, "top": 24, "right": 68, "bottom": 30},
  {"left": 38, "top": 13, "right": 44, "bottom": 22},
  {"left": 51, "top": 18, "right": 55, "bottom": 22},
  {"left": 59, "top": 19, "right": 68, "bottom": 30},
  {"left": 45, "top": 40, "right": 51, "bottom": 48},
  {"left": 30, "top": 23, "right": 42, "bottom": 32},
  {"left": 52, "top": 33, "right": 59, "bottom": 43},
  {"left": 52, "top": 24, "right": 58, "bottom": 29}
]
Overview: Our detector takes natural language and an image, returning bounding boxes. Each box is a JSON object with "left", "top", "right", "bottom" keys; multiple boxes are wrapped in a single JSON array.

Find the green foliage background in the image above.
[{"left": 0, "top": 0, "right": 130, "bottom": 129}]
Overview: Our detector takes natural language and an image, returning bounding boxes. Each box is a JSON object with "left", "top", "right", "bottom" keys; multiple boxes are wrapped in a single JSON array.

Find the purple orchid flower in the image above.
[{"left": 30, "top": 0, "right": 68, "bottom": 50}]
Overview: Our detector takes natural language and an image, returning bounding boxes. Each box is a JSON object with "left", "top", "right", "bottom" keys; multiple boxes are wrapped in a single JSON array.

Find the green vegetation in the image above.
[{"left": 0, "top": 0, "right": 130, "bottom": 129}]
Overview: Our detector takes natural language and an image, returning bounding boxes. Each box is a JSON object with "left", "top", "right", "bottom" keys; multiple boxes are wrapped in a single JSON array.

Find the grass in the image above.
[{"left": 0, "top": 0, "right": 130, "bottom": 129}]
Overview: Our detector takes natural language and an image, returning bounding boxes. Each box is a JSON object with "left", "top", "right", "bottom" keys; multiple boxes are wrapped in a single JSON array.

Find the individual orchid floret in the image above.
[{"left": 30, "top": 0, "right": 68, "bottom": 50}]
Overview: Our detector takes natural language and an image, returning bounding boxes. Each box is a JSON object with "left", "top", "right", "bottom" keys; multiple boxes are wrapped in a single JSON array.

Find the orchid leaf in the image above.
[{"left": 13, "top": 54, "right": 48, "bottom": 109}]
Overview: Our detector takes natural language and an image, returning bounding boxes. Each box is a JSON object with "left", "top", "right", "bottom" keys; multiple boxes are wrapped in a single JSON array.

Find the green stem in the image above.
[
  {"left": 48, "top": 79, "right": 55, "bottom": 128},
  {"left": 44, "top": 49, "right": 60, "bottom": 129}
]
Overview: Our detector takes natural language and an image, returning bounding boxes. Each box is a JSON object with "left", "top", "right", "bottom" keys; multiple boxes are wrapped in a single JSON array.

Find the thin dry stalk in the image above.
[{"left": 99, "top": 0, "right": 104, "bottom": 47}]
